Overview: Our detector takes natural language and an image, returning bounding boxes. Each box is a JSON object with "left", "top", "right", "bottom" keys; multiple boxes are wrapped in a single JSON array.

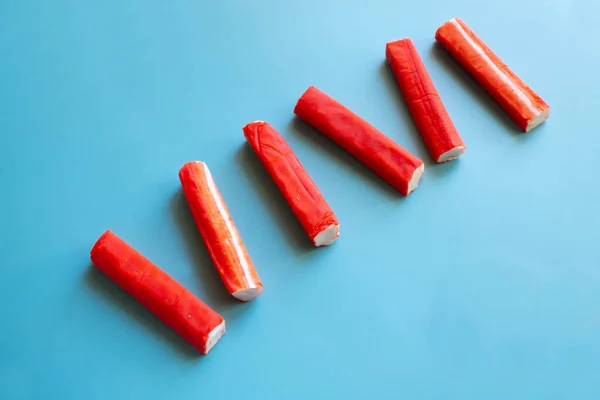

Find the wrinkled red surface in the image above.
[
  {"left": 294, "top": 86, "right": 424, "bottom": 196},
  {"left": 435, "top": 18, "right": 550, "bottom": 131},
  {"left": 179, "top": 162, "right": 262, "bottom": 300},
  {"left": 386, "top": 38, "right": 465, "bottom": 162},
  {"left": 90, "top": 230, "right": 224, "bottom": 354},
  {"left": 243, "top": 121, "right": 338, "bottom": 245}
]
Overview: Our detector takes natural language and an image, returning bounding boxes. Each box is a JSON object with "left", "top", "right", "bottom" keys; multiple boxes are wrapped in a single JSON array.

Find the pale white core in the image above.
[
  {"left": 232, "top": 286, "right": 263, "bottom": 302},
  {"left": 526, "top": 108, "right": 550, "bottom": 132},
  {"left": 313, "top": 224, "right": 339, "bottom": 247},
  {"left": 437, "top": 146, "right": 466, "bottom": 163},
  {"left": 204, "top": 321, "right": 226, "bottom": 354},
  {"left": 407, "top": 164, "right": 425, "bottom": 195}
]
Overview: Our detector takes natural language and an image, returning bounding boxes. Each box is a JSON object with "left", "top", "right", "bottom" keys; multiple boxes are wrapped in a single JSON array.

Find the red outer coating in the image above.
[
  {"left": 90, "top": 230, "right": 225, "bottom": 354},
  {"left": 179, "top": 161, "right": 263, "bottom": 301},
  {"left": 243, "top": 121, "right": 339, "bottom": 246},
  {"left": 435, "top": 17, "right": 550, "bottom": 132},
  {"left": 386, "top": 38, "right": 466, "bottom": 162},
  {"left": 293, "top": 86, "right": 424, "bottom": 196}
]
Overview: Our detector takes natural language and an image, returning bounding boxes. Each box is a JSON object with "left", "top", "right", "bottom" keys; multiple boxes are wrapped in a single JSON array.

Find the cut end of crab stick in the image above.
[
  {"left": 232, "top": 285, "right": 264, "bottom": 302},
  {"left": 204, "top": 321, "right": 226, "bottom": 354},
  {"left": 313, "top": 223, "right": 339, "bottom": 247},
  {"left": 525, "top": 107, "right": 550, "bottom": 132},
  {"left": 408, "top": 164, "right": 425, "bottom": 195},
  {"left": 437, "top": 146, "right": 466, "bottom": 163}
]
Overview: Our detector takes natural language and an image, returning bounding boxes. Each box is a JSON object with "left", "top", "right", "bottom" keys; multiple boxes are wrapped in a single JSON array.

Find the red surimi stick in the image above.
[
  {"left": 435, "top": 17, "right": 550, "bottom": 132},
  {"left": 386, "top": 38, "right": 466, "bottom": 163},
  {"left": 243, "top": 121, "right": 339, "bottom": 247},
  {"left": 179, "top": 161, "right": 263, "bottom": 302},
  {"left": 294, "top": 86, "right": 424, "bottom": 196},
  {"left": 90, "top": 230, "right": 225, "bottom": 355}
]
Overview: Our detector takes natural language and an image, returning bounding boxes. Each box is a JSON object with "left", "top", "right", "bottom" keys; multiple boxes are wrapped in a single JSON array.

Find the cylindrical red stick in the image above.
[
  {"left": 243, "top": 121, "right": 339, "bottom": 246},
  {"left": 179, "top": 161, "right": 263, "bottom": 302},
  {"left": 90, "top": 230, "right": 225, "bottom": 355},
  {"left": 386, "top": 38, "right": 466, "bottom": 163},
  {"left": 435, "top": 17, "right": 550, "bottom": 132},
  {"left": 294, "top": 86, "right": 424, "bottom": 196}
]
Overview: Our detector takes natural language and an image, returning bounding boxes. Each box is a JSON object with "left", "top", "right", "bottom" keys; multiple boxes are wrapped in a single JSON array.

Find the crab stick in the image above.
[
  {"left": 294, "top": 86, "right": 424, "bottom": 196},
  {"left": 90, "top": 230, "right": 225, "bottom": 355},
  {"left": 243, "top": 121, "right": 339, "bottom": 246},
  {"left": 179, "top": 161, "right": 263, "bottom": 302},
  {"left": 435, "top": 17, "right": 550, "bottom": 132},
  {"left": 386, "top": 38, "right": 466, "bottom": 163}
]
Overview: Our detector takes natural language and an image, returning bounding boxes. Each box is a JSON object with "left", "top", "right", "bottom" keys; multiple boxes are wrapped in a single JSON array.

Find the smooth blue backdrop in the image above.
[{"left": 1, "top": 0, "right": 599, "bottom": 398}]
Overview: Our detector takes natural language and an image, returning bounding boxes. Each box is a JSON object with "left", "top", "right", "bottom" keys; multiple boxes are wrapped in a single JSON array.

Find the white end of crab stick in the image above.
[
  {"left": 205, "top": 320, "right": 226, "bottom": 354},
  {"left": 408, "top": 164, "right": 425, "bottom": 195},
  {"left": 437, "top": 146, "right": 466, "bottom": 163},
  {"left": 526, "top": 108, "right": 550, "bottom": 132},
  {"left": 313, "top": 224, "right": 340, "bottom": 247},
  {"left": 232, "top": 287, "right": 264, "bottom": 302}
]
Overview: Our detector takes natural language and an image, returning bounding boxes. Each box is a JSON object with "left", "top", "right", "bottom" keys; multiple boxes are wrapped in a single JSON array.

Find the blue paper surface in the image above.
[{"left": 1, "top": 0, "right": 599, "bottom": 398}]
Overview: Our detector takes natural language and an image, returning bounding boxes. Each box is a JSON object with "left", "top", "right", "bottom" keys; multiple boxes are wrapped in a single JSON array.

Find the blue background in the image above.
[{"left": 1, "top": 0, "right": 599, "bottom": 398}]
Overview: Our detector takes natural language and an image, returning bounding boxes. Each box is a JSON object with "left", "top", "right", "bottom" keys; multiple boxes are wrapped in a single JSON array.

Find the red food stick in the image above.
[
  {"left": 294, "top": 86, "right": 424, "bottom": 196},
  {"left": 386, "top": 38, "right": 466, "bottom": 163},
  {"left": 435, "top": 17, "right": 550, "bottom": 132},
  {"left": 179, "top": 161, "right": 263, "bottom": 302},
  {"left": 243, "top": 121, "right": 339, "bottom": 246},
  {"left": 90, "top": 230, "right": 225, "bottom": 355}
]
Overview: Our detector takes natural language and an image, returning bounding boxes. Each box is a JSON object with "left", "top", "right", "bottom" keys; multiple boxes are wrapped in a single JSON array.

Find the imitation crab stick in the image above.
[
  {"left": 243, "top": 121, "right": 339, "bottom": 246},
  {"left": 294, "top": 86, "right": 424, "bottom": 196},
  {"left": 386, "top": 38, "right": 466, "bottom": 163},
  {"left": 90, "top": 230, "right": 225, "bottom": 355},
  {"left": 179, "top": 161, "right": 263, "bottom": 302},
  {"left": 435, "top": 17, "right": 550, "bottom": 132}
]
